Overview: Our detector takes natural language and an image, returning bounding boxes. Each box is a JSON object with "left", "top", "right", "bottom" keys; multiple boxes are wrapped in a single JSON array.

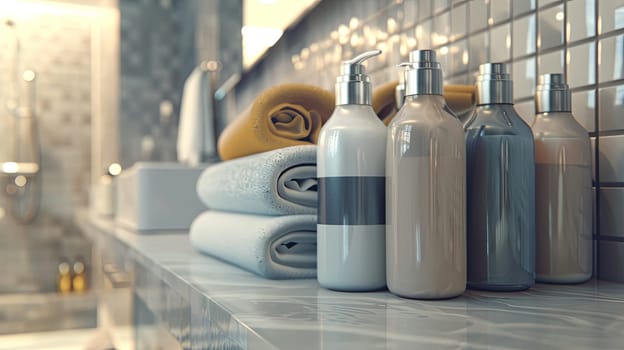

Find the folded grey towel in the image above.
[
  {"left": 190, "top": 211, "right": 317, "bottom": 279},
  {"left": 196, "top": 145, "right": 317, "bottom": 215}
]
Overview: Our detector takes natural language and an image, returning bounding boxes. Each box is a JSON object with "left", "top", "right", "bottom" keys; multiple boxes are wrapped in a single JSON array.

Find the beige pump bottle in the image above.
[
  {"left": 386, "top": 50, "right": 466, "bottom": 299},
  {"left": 532, "top": 74, "right": 592, "bottom": 283}
]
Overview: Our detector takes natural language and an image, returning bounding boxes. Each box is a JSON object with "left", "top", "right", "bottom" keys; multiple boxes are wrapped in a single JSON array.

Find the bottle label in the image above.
[{"left": 318, "top": 176, "right": 385, "bottom": 225}]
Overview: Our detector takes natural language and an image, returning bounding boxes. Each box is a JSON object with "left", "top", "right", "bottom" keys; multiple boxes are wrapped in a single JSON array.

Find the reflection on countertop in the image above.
[{"left": 77, "top": 210, "right": 624, "bottom": 349}]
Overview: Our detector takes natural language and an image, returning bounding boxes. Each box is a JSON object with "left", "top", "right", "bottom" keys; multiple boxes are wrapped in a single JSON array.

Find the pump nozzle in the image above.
[
  {"left": 340, "top": 50, "right": 381, "bottom": 75},
  {"left": 336, "top": 50, "right": 382, "bottom": 105}
]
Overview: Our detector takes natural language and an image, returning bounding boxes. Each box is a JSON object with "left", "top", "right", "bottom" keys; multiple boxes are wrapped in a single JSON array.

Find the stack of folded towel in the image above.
[
  {"left": 190, "top": 84, "right": 334, "bottom": 279},
  {"left": 190, "top": 145, "right": 319, "bottom": 279}
]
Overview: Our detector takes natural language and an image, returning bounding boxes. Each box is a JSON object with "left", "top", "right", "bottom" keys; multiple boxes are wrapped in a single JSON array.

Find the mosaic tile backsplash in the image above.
[
  {"left": 235, "top": 0, "right": 624, "bottom": 282},
  {"left": 118, "top": 0, "right": 242, "bottom": 167},
  {"left": 118, "top": 0, "right": 193, "bottom": 167}
]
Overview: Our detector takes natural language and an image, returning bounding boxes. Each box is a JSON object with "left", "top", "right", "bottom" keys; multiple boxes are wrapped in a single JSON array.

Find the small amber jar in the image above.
[{"left": 57, "top": 260, "right": 72, "bottom": 294}]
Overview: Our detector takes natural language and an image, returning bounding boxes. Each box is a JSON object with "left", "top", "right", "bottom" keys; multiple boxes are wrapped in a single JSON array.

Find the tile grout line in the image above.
[
  {"left": 533, "top": 0, "right": 538, "bottom": 102},
  {"left": 594, "top": 0, "right": 602, "bottom": 277}
]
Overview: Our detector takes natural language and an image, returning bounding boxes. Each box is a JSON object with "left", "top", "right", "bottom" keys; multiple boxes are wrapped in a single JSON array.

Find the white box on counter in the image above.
[{"left": 115, "top": 162, "right": 207, "bottom": 232}]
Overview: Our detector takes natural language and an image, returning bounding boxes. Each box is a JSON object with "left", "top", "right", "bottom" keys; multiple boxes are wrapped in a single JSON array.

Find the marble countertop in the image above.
[{"left": 77, "top": 210, "right": 624, "bottom": 349}]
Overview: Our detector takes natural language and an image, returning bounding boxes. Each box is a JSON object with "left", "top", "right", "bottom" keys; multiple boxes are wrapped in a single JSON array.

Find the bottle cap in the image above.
[
  {"left": 401, "top": 49, "right": 443, "bottom": 96},
  {"left": 336, "top": 50, "right": 381, "bottom": 105},
  {"left": 58, "top": 261, "right": 70, "bottom": 275},
  {"left": 476, "top": 63, "right": 513, "bottom": 105},
  {"left": 73, "top": 261, "right": 85, "bottom": 274},
  {"left": 535, "top": 73, "right": 571, "bottom": 113}
]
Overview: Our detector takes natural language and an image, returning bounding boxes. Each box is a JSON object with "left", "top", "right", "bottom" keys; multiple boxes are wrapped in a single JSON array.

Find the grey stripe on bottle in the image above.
[{"left": 318, "top": 177, "right": 385, "bottom": 225}]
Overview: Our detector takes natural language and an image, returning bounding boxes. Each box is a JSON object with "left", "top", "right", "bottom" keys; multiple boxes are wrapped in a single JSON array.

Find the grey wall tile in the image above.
[
  {"left": 537, "top": 49, "right": 563, "bottom": 76},
  {"left": 449, "top": 39, "right": 469, "bottom": 74},
  {"left": 403, "top": 0, "right": 418, "bottom": 28},
  {"left": 437, "top": 45, "right": 451, "bottom": 74},
  {"left": 489, "top": 0, "right": 510, "bottom": 25},
  {"left": 415, "top": 20, "right": 433, "bottom": 49},
  {"left": 490, "top": 23, "right": 511, "bottom": 62},
  {"left": 538, "top": 4, "right": 564, "bottom": 50},
  {"left": 387, "top": 5, "right": 404, "bottom": 35},
  {"left": 469, "top": 0, "right": 488, "bottom": 33},
  {"left": 513, "top": 0, "right": 536, "bottom": 16},
  {"left": 566, "top": 0, "right": 596, "bottom": 42},
  {"left": 600, "top": 188, "right": 624, "bottom": 236},
  {"left": 512, "top": 56, "right": 536, "bottom": 98},
  {"left": 418, "top": 0, "right": 432, "bottom": 20},
  {"left": 599, "top": 240, "right": 624, "bottom": 282},
  {"left": 469, "top": 31, "right": 489, "bottom": 71},
  {"left": 433, "top": 0, "right": 449, "bottom": 13},
  {"left": 539, "top": 0, "right": 561, "bottom": 8},
  {"left": 513, "top": 14, "right": 537, "bottom": 58},
  {"left": 567, "top": 41, "right": 596, "bottom": 87},
  {"left": 598, "top": 0, "right": 624, "bottom": 34},
  {"left": 432, "top": 10, "right": 450, "bottom": 46},
  {"left": 450, "top": 2, "right": 468, "bottom": 41},
  {"left": 572, "top": 88, "right": 597, "bottom": 132},
  {"left": 599, "top": 85, "right": 624, "bottom": 131},
  {"left": 598, "top": 35, "right": 624, "bottom": 83},
  {"left": 598, "top": 135, "right": 624, "bottom": 183}
]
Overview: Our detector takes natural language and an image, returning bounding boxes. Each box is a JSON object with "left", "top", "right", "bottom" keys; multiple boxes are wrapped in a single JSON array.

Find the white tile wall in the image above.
[
  {"left": 234, "top": 0, "right": 624, "bottom": 281},
  {"left": 538, "top": 4, "right": 564, "bottom": 50},
  {"left": 567, "top": 41, "right": 596, "bottom": 88},
  {"left": 567, "top": 0, "right": 595, "bottom": 42},
  {"left": 513, "top": 14, "right": 536, "bottom": 58}
]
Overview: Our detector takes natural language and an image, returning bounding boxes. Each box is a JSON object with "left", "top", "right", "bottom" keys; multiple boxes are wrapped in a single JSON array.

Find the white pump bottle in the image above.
[{"left": 317, "top": 50, "right": 387, "bottom": 291}]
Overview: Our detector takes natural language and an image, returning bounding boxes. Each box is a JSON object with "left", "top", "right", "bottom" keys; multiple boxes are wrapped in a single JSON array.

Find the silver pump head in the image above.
[
  {"left": 401, "top": 49, "right": 443, "bottom": 96},
  {"left": 476, "top": 63, "right": 513, "bottom": 105},
  {"left": 535, "top": 73, "right": 571, "bottom": 113},
  {"left": 336, "top": 50, "right": 381, "bottom": 105}
]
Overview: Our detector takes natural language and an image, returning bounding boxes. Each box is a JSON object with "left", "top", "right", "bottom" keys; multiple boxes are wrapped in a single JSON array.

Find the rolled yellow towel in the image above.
[
  {"left": 444, "top": 84, "right": 477, "bottom": 115},
  {"left": 218, "top": 83, "right": 335, "bottom": 160},
  {"left": 372, "top": 81, "right": 402, "bottom": 125},
  {"left": 372, "top": 81, "right": 476, "bottom": 124}
]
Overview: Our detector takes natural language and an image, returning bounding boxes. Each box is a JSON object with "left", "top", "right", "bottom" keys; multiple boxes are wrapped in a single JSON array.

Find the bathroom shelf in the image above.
[{"left": 76, "top": 209, "right": 624, "bottom": 349}]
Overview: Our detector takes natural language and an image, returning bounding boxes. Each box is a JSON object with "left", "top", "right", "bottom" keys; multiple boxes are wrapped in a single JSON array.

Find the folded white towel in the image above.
[
  {"left": 190, "top": 211, "right": 317, "bottom": 279},
  {"left": 196, "top": 145, "right": 317, "bottom": 215},
  {"left": 177, "top": 67, "right": 215, "bottom": 165}
]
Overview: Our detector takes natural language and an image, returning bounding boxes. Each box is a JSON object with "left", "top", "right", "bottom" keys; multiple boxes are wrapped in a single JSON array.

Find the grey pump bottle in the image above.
[
  {"left": 317, "top": 50, "right": 387, "bottom": 292},
  {"left": 532, "top": 74, "right": 592, "bottom": 283},
  {"left": 386, "top": 50, "right": 466, "bottom": 299},
  {"left": 464, "top": 63, "right": 536, "bottom": 291}
]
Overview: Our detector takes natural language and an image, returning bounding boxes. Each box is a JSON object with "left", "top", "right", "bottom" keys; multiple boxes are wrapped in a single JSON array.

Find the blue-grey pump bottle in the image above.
[{"left": 464, "top": 63, "right": 536, "bottom": 291}]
